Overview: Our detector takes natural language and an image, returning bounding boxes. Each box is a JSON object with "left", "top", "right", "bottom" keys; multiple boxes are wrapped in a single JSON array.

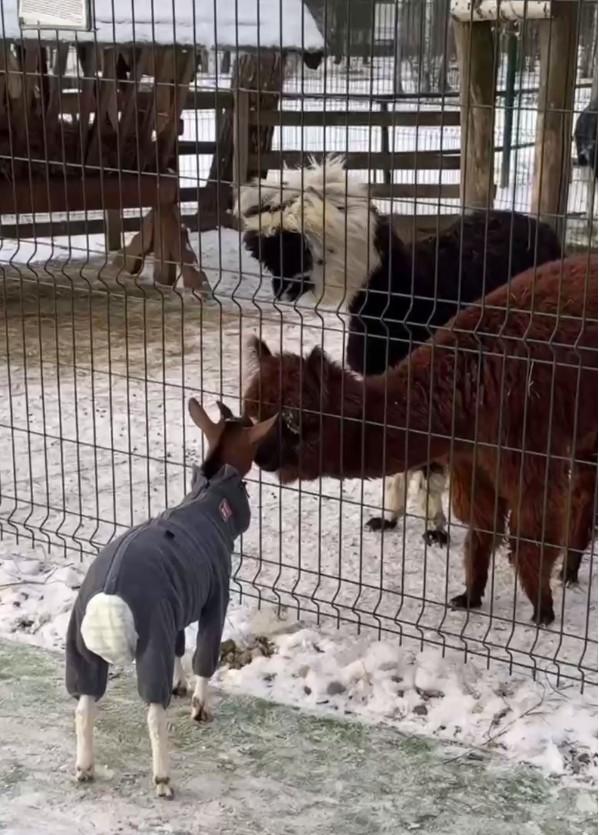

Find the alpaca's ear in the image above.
[
  {"left": 246, "top": 336, "right": 272, "bottom": 373},
  {"left": 305, "top": 346, "right": 329, "bottom": 399},
  {"left": 216, "top": 401, "right": 234, "bottom": 421}
]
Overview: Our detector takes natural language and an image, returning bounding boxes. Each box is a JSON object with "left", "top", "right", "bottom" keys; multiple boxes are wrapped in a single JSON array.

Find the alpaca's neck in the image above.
[
  {"left": 308, "top": 208, "right": 383, "bottom": 309},
  {"left": 320, "top": 350, "right": 453, "bottom": 479}
]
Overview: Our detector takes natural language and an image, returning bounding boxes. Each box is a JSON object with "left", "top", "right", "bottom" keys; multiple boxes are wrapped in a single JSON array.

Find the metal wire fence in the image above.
[{"left": 0, "top": 0, "right": 596, "bottom": 690}]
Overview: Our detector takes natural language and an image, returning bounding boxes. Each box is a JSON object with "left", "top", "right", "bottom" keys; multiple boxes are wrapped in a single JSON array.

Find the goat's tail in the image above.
[{"left": 80, "top": 593, "right": 138, "bottom": 666}]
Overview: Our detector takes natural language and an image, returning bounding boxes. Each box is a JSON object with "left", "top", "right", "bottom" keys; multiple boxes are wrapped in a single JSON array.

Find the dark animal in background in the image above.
[
  {"left": 237, "top": 156, "right": 562, "bottom": 545},
  {"left": 243, "top": 256, "right": 598, "bottom": 625},
  {"left": 66, "top": 400, "right": 277, "bottom": 798},
  {"left": 574, "top": 95, "right": 598, "bottom": 179}
]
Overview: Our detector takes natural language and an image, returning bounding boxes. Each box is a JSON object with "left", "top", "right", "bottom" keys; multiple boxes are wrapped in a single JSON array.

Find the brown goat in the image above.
[{"left": 244, "top": 256, "right": 598, "bottom": 625}]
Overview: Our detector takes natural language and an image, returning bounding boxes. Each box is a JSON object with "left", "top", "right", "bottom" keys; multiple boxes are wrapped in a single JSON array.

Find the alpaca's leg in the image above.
[
  {"left": 421, "top": 463, "right": 449, "bottom": 546},
  {"left": 509, "top": 485, "right": 564, "bottom": 625},
  {"left": 172, "top": 630, "right": 188, "bottom": 696},
  {"left": 147, "top": 704, "right": 173, "bottom": 799},
  {"left": 75, "top": 696, "right": 97, "bottom": 782},
  {"left": 366, "top": 472, "right": 409, "bottom": 531},
  {"left": 560, "top": 454, "right": 597, "bottom": 585},
  {"left": 449, "top": 462, "right": 506, "bottom": 611}
]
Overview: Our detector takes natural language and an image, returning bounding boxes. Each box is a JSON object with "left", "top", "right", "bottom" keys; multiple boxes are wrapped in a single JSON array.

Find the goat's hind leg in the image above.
[
  {"left": 147, "top": 703, "right": 173, "bottom": 799},
  {"left": 366, "top": 472, "right": 409, "bottom": 531},
  {"left": 75, "top": 696, "right": 97, "bottom": 782}
]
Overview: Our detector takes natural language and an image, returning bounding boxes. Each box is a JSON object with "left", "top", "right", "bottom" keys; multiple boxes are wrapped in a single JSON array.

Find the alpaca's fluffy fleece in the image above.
[{"left": 236, "top": 156, "right": 380, "bottom": 307}]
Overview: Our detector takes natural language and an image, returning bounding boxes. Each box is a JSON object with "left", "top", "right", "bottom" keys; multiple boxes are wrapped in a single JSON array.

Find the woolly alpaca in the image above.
[
  {"left": 243, "top": 256, "right": 597, "bottom": 624},
  {"left": 66, "top": 401, "right": 276, "bottom": 798},
  {"left": 237, "top": 155, "right": 563, "bottom": 543}
]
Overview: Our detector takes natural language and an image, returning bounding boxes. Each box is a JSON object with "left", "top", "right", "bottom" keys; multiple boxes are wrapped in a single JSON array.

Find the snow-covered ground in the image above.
[
  {"left": 0, "top": 223, "right": 596, "bottom": 787},
  {"left": 0, "top": 56, "right": 596, "bottom": 793}
]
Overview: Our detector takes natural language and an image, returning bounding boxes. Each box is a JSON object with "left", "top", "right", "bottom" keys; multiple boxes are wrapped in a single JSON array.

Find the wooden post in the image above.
[
  {"left": 453, "top": 19, "right": 497, "bottom": 210},
  {"left": 232, "top": 89, "right": 250, "bottom": 193},
  {"left": 105, "top": 210, "right": 123, "bottom": 251},
  {"left": 500, "top": 28, "right": 518, "bottom": 189},
  {"left": 531, "top": 1, "right": 580, "bottom": 230}
]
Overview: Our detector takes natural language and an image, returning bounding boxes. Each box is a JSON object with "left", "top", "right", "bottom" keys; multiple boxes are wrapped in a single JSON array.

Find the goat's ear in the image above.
[
  {"left": 188, "top": 397, "right": 221, "bottom": 446},
  {"left": 216, "top": 400, "right": 234, "bottom": 421},
  {"left": 245, "top": 413, "right": 279, "bottom": 447}
]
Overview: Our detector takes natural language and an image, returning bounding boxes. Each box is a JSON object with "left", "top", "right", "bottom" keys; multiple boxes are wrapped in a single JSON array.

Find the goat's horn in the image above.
[{"left": 188, "top": 397, "right": 222, "bottom": 445}]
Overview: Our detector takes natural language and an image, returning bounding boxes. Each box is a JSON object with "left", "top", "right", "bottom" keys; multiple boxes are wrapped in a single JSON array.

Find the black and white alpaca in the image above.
[
  {"left": 574, "top": 94, "right": 598, "bottom": 179},
  {"left": 66, "top": 400, "right": 276, "bottom": 798},
  {"left": 237, "top": 156, "right": 562, "bottom": 543}
]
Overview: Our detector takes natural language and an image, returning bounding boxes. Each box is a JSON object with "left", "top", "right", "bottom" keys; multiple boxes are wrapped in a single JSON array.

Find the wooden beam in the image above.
[
  {"left": 453, "top": 19, "right": 497, "bottom": 209},
  {"left": 248, "top": 150, "right": 462, "bottom": 171},
  {"left": 531, "top": 1, "right": 580, "bottom": 229},
  {"left": 246, "top": 109, "right": 461, "bottom": 127},
  {"left": 0, "top": 174, "right": 177, "bottom": 214}
]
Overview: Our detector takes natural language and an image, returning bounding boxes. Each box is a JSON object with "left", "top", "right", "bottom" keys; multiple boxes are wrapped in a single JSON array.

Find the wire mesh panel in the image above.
[{"left": 0, "top": 0, "right": 596, "bottom": 692}]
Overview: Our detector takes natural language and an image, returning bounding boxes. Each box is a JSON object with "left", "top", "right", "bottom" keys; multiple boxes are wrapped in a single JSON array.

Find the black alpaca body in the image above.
[
  {"left": 347, "top": 210, "right": 563, "bottom": 377},
  {"left": 349, "top": 209, "right": 561, "bottom": 537},
  {"left": 574, "top": 99, "right": 598, "bottom": 179}
]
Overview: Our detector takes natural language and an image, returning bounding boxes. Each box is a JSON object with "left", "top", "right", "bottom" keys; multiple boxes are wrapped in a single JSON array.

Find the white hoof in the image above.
[
  {"left": 76, "top": 765, "right": 95, "bottom": 783},
  {"left": 191, "top": 697, "right": 212, "bottom": 723},
  {"left": 155, "top": 778, "right": 174, "bottom": 799}
]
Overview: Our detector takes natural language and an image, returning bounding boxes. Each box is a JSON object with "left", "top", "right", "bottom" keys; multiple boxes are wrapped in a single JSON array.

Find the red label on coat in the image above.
[{"left": 219, "top": 499, "right": 232, "bottom": 522}]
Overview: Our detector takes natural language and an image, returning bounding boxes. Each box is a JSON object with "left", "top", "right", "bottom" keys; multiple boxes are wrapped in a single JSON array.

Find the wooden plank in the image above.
[
  {"left": 177, "top": 183, "right": 463, "bottom": 203},
  {"left": 105, "top": 209, "right": 123, "bottom": 251},
  {"left": 57, "top": 87, "right": 234, "bottom": 114},
  {"left": 247, "top": 109, "right": 461, "bottom": 127},
  {"left": 174, "top": 140, "right": 218, "bottom": 155},
  {"left": 370, "top": 183, "right": 461, "bottom": 199},
  {"left": 0, "top": 174, "right": 177, "bottom": 214},
  {"left": 248, "top": 150, "right": 462, "bottom": 171},
  {"left": 531, "top": 1, "right": 580, "bottom": 229},
  {"left": 233, "top": 89, "right": 250, "bottom": 190},
  {"left": 453, "top": 19, "right": 497, "bottom": 209}
]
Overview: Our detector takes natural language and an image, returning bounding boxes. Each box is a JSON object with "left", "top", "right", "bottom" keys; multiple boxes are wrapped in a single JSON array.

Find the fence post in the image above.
[
  {"left": 233, "top": 89, "right": 250, "bottom": 194},
  {"left": 500, "top": 28, "right": 518, "bottom": 190},
  {"left": 531, "top": 1, "right": 579, "bottom": 232},
  {"left": 454, "top": 19, "right": 497, "bottom": 210}
]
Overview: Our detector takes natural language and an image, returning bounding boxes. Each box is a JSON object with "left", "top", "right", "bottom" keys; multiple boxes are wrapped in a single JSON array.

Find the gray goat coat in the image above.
[{"left": 66, "top": 465, "right": 250, "bottom": 707}]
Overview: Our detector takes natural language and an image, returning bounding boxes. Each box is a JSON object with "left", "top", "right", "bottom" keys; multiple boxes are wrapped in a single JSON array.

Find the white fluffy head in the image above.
[{"left": 236, "top": 155, "right": 381, "bottom": 308}]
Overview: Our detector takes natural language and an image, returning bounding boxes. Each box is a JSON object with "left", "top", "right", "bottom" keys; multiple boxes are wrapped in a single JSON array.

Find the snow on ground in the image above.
[
  {"left": 2, "top": 0, "right": 323, "bottom": 50},
  {"left": 0, "top": 225, "right": 597, "bottom": 787}
]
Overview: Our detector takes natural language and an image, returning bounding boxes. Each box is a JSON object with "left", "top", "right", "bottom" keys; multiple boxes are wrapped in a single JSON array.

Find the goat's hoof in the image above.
[
  {"left": 365, "top": 516, "right": 397, "bottom": 532},
  {"left": 559, "top": 565, "right": 580, "bottom": 586},
  {"left": 191, "top": 697, "right": 212, "bottom": 723},
  {"left": 422, "top": 529, "right": 449, "bottom": 547},
  {"left": 155, "top": 778, "right": 174, "bottom": 800},
  {"left": 532, "top": 607, "right": 554, "bottom": 626},
  {"left": 450, "top": 592, "right": 482, "bottom": 611},
  {"left": 75, "top": 765, "right": 94, "bottom": 783},
  {"left": 172, "top": 681, "right": 189, "bottom": 697}
]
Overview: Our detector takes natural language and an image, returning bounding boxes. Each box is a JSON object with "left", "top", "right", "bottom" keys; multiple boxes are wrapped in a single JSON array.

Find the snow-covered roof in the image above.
[{"left": 2, "top": 0, "right": 324, "bottom": 50}]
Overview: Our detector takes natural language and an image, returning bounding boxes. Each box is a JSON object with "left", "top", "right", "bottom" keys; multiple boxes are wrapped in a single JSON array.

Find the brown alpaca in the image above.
[{"left": 243, "top": 256, "right": 598, "bottom": 625}]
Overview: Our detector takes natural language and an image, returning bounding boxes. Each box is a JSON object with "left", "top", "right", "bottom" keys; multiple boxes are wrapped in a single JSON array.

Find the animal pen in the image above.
[{"left": 0, "top": 0, "right": 597, "bottom": 702}]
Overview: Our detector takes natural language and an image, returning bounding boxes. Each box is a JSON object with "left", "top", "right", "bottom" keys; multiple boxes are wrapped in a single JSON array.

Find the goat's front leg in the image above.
[
  {"left": 75, "top": 695, "right": 96, "bottom": 782},
  {"left": 172, "top": 631, "right": 189, "bottom": 697},
  {"left": 147, "top": 703, "right": 173, "bottom": 799},
  {"left": 190, "top": 676, "right": 211, "bottom": 722}
]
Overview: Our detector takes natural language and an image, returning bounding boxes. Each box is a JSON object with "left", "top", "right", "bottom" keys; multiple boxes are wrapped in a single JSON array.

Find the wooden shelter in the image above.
[
  {"left": 451, "top": 0, "right": 584, "bottom": 233},
  {"left": 0, "top": 0, "right": 323, "bottom": 288}
]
